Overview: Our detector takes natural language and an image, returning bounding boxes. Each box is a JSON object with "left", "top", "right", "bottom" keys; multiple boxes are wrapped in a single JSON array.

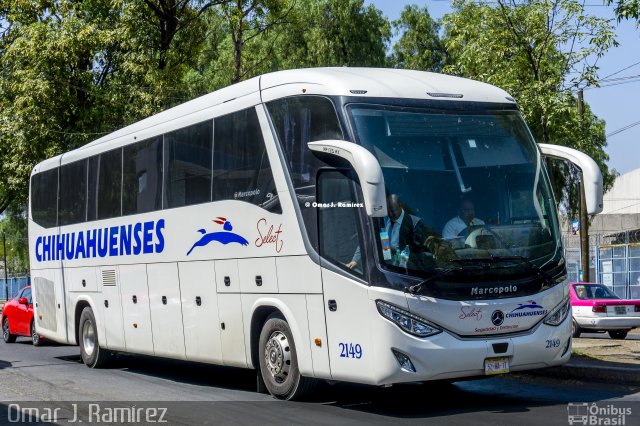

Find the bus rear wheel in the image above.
[
  {"left": 79, "top": 307, "right": 110, "bottom": 368},
  {"left": 258, "top": 314, "right": 315, "bottom": 400}
]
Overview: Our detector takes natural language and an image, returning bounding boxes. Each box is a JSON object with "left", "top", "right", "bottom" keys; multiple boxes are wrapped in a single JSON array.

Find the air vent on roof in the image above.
[
  {"left": 426, "top": 92, "right": 464, "bottom": 99},
  {"left": 505, "top": 96, "right": 516, "bottom": 102},
  {"left": 102, "top": 269, "right": 117, "bottom": 286},
  {"left": 350, "top": 90, "right": 368, "bottom": 94}
]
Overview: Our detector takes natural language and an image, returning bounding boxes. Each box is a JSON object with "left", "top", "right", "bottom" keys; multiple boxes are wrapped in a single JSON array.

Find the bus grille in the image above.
[{"left": 102, "top": 269, "right": 117, "bottom": 286}]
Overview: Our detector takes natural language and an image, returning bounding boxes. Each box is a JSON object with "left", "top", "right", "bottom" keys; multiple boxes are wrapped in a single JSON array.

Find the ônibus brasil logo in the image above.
[{"left": 186, "top": 217, "right": 249, "bottom": 255}]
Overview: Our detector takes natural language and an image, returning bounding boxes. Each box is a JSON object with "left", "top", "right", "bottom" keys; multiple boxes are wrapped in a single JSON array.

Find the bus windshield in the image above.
[{"left": 347, "top": 103, "right": 561, "bottom": 279}]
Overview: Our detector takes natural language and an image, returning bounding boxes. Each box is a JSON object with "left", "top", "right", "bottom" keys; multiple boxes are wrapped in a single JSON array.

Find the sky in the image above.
[{"left": 368, "top": 0, "right": 640, "bottom": 176}]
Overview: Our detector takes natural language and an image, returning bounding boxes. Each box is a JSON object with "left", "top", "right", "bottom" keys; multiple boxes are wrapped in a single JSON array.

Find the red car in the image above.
[
  {"left": 2, "top": 286, "right": 42, "bottom": 346},
  {"left": 570, "top": 282, "right": 640, "bottom": 339}
]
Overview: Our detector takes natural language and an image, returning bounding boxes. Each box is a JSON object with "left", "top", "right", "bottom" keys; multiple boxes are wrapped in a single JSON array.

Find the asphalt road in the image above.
[{"left": 1, "top": 337, "right": 639, "bottom": 425}]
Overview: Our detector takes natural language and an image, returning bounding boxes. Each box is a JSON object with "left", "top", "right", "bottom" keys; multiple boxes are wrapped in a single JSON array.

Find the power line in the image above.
[
  {"left": 606, "top": 119, "right": 640, "bottom": 138},
  {"left": 601, "top": 60, "right": 640, "bottom": 80}
]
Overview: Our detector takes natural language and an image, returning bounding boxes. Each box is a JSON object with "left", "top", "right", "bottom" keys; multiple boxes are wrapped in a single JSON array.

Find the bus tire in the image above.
[
  {"left": 258, "top": 313, "right": 316, "bottom": 400},
  {"left": 3, "top": 317, "right": 16, "bottom": 343},
  {"left": 79, "top": 307, "right": 109, "bottom": 368},
  {"left": 31, "top": 320, "right": 42, "bottom": 346}
]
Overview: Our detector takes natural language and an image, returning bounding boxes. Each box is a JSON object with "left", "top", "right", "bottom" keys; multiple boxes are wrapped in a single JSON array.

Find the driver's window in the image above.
[{"left": 317, "top": 169, "right": 365, "bottom": 277}]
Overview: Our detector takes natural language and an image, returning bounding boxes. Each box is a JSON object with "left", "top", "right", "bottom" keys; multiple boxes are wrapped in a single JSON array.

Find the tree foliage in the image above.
[
  {"left": 607, "top": 0, "right": 640, "bottom": 23},
  {"left": 391, "top": 4, "right": 445, "bottom": 72},
  {"left": 0, "top": 0, "right": 624, "bottom": 269},
  {"left": 0, "top": 205, "right": 29, "bottom": 276},
  {"left": 443, "top": 0, "right": 617, "bottom": 212}
]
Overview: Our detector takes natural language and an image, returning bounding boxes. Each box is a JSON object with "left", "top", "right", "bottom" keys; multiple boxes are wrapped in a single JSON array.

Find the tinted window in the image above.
[
  {"left": 267, "top": 96, "right": 343, "bottom": 189},
  {"left": 59, "top": 160, "right": 87, "bottom": 225},
  {"left": 123, "top": 137, "right": 163, "bottom": 215},
  {"left": 164, "top": 121, "right": 213, "bottom": 208},
  {"left": 88, "top": 148, "right": 122, "bottom": 220},
  {"left": 213, "top": 108, "right": 280, "bottom": 213},
  {"left": 266, "top": 96, "right": 344, "bottom": 247},
  {"left": 31, "top": 168, "right": 58, "bottom": 228},
  {"left": 318, "top": 170, "right": 365, "bottom": 278}
]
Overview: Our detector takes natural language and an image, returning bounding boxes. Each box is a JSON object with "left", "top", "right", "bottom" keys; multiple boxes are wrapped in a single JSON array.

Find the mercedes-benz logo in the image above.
[{"left": 491, "top": 310, "right": 504, "bottom": 326}]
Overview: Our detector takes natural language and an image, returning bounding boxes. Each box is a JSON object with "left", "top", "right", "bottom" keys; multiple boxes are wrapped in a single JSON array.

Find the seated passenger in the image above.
[{"left": 347, "top": 194, "right": 439, "bottom": 270}]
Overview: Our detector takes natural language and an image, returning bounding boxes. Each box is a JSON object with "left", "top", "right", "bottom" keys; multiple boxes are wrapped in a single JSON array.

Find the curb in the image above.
[{"left": 522, "top": 356, "right": 640, "bottom": 386}]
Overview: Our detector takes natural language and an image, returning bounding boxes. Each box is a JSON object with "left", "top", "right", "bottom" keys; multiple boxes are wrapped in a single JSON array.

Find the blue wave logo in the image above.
[
  {"left": 510, "top": 300, "right": 544, "bottom": 312},
  {"left": 187, "top": 217, "right": 249, "bottom": 255},
  {"left": 506, "top": 300, "right": 547, "bottom": 319}
]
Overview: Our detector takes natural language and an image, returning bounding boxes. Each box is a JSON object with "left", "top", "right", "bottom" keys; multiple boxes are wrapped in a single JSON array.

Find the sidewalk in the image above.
[{"left": 524, "top": 330, "right": 640, "bottom": 386}]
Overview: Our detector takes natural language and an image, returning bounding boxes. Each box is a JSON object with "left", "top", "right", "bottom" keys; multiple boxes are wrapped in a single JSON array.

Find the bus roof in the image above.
[{"left": 33, "top": 67, "right": 516, "bottom": 173}]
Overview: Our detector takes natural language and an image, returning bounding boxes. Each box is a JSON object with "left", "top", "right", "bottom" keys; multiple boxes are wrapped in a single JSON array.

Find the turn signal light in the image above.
[{"left": 592, "top": 305, "right": 606, "bottom": 313}]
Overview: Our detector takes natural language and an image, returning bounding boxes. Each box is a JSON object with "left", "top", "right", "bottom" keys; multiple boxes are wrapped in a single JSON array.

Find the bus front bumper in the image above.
[{"left": 370, "top": 314, "right": 572, "bottom": 385}]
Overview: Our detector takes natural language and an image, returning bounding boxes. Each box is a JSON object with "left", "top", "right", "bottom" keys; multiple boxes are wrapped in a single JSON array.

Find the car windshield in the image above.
[
  {"left": 347, "top": 103, "right": 561, "bottom": 279},
  {"left": 574, "top": 284, "right": 620, "bottom": 300}
]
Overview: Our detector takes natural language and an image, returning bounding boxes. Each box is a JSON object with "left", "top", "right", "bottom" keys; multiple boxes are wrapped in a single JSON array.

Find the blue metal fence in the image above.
[{"left": 0, "top": 276, "right": 30, "bottom": 301}]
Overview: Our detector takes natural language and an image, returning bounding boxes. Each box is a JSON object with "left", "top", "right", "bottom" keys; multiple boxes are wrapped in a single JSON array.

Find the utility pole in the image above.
[
  {"left": 2, "top": 234, "right": 8, "bottom": 300},
  {"left": 577, "top": 89, "right": 590, "bottom": 282}
]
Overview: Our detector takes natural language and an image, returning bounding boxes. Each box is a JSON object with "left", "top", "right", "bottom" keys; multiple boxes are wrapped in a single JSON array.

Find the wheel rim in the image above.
[
  {"left": 82, "top": 319, "right": 96, "bottom": 357},
  {"left": 264, "top": 331, "right": 291, "bottom": 384},
  {"left": 31, "top": 323, "right": 38, "bottom": 344},
  {"left": 3, "top": 319, "right": 8, "bottom": 340}
]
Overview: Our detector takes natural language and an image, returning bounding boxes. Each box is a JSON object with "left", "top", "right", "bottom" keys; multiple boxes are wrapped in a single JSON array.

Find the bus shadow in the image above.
[
  {"left": 309, "top": 375, "right": 640, "bottom": 420},
  {"left": 56, "top": 352, "right": 258, "bottom": 393},
  {"left": 51, "top": 352, "right": 640, "bottom": 420}
]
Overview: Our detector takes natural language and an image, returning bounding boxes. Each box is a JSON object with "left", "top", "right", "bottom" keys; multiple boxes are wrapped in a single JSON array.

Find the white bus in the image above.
[{"left": 28, "top": 68, "right": 603, "bottom": 400}]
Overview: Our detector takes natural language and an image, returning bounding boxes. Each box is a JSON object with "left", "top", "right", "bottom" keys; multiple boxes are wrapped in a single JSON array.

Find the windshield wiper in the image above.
[
  {"left": 450, "top": 255, "right": 554, "bottom": 285},
  {"left": 405, "top": 267, "right": 465, "bottom": 295}
]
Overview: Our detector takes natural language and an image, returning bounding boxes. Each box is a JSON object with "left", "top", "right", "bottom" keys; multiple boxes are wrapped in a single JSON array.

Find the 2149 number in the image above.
[
  {"left": 545, "top": 339, "right": 561, "bottom": 348},
  {"left": 339, "top": 343, "right": 363, "bottom": 359}
]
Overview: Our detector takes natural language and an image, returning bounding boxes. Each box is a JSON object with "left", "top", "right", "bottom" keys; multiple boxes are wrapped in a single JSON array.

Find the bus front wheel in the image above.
[
  {"left": 258, "top": 313, "right": 315, "bottom": 400},
  {"left": 79, "top": 307, "right": 110, "bottom": 368}
]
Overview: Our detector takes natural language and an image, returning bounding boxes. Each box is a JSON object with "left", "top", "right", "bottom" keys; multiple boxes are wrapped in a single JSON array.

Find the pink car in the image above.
[{"left": 570, "top": 282, "right": 640, "bottom": 339}]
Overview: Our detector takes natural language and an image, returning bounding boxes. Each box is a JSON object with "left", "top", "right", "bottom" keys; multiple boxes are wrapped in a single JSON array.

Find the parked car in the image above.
[
  {"left": 570, "top": 282, "right": 640, "bottom": 339},
  {"left": 1, "top": 286, "right": 43, "bottom": 346}
]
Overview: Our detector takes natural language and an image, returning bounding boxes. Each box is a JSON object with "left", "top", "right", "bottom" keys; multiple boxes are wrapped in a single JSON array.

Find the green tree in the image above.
[
  {"left": 443, "top": 0, "right": 617, "bottom": 211},
  {"left": 0, "top": 1, "right": 216, "bottom": 214},
  {"left": 390, "top": 4, "right": 445, "bottom": 71},
  {"left": 607, "top": 0, "right": 640, "bottom": 23},
  {"left": 0, "top": 205, "right": 29, "bottom": 275},
  {"left": 288, "top": 0, "right": 390, "bottom": 68}
]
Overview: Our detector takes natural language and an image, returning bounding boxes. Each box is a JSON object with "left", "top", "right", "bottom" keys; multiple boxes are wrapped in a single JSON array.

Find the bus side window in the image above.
[
  {"left": 122, "top": 137, "right": 163, "bottom": 216},
  {"left": 31, "top": 168, "right": 59, "bottom": 228},
  {"left": 317, "top": 169, "right": 365, "bottom": 277},
  {"left": 212, "top": 107, "right": 281, "bottom": 213},
  {"left": 163, "top": 120, "right": 213, "bottom": 209},
  {"left": 88, "top": 148, "right": 122, "bottom": 221},
  {"left": 266, "top": 96, "right": 344, "bottom": 249},
  {"left": 59, "top": 159, "right": 88, "bottom": 226}
]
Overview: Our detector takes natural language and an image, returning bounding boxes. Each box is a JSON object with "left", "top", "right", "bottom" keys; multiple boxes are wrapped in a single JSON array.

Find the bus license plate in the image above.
[
  {"left": 614, "top": 306, "right": 627, "bottom": 315},
  {"left": 485, "top": 357, "right": 510, "bottom": 375}
]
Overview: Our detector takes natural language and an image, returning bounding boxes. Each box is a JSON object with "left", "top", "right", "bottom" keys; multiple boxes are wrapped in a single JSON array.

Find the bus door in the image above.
[{"left": 317, "top": 169, "right": 375, "bottom": 383}]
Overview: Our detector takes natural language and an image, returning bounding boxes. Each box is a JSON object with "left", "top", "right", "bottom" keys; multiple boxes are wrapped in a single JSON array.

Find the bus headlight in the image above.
[
  {"left": 376, "top": 300, "right": 442, "bottom": 337},
  {"left": 543, "top": 297, "right": 571, "bottom": 326}
]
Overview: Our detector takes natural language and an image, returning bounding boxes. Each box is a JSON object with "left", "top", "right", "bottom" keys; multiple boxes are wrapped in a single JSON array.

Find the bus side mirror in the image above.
[
  {"left": 308, "top": 140, "right": 387, "bottom": 217},
  {"left": 538, "top": 143, "right": 603, "bottom": 215}
]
